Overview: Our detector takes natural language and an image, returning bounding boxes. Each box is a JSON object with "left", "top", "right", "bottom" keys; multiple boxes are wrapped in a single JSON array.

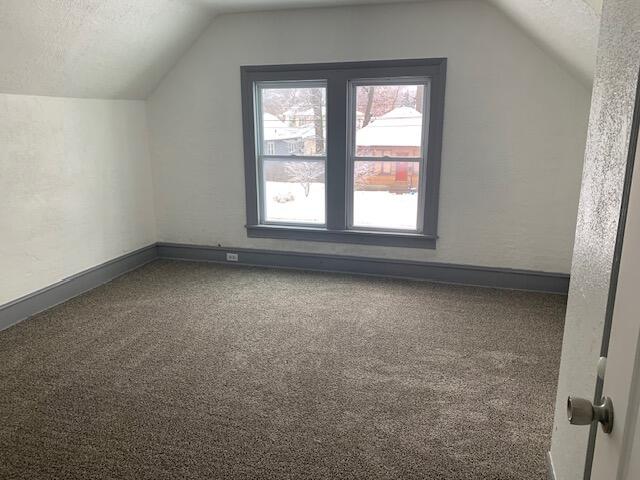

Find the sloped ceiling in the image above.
[
  {"left": 0, "top": 0, "right": 214, "bottom": 99},
  {"left": 0, "top": 0, "right": 601, "bottom": 100},
  {"left": 490, "top": 0, "right": 601, "bottom": 84}
]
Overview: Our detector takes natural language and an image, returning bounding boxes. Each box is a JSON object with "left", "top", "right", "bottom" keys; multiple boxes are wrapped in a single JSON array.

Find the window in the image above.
[
  {"left": 241, "top": 59, "right": 446, "bottom": 249},
  {"left": 256, "top": 82, "right": 327, "bottom": 225},
  {"left": 349, "top": 81, "right": 426, "bottom": 232},
  {"left": 265, "top": 141, "right": 276, "bottom": 155}
]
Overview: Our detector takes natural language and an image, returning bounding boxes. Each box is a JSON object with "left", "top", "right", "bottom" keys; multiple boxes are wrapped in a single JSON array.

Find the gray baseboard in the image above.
[
  {"left": 156, "top": 242, "right": 569, "bottom": 294},
  {"left": 0, "top": 245, "right": 158, "bottom": 332},
  {"left": 0, "top": 242, "right": 569, "bottom": 332},
  {"left": 546, "top": 451, "right": 557, "bottom": 480}
]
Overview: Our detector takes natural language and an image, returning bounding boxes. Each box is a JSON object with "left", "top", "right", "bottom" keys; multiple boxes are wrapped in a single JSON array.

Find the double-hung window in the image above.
[
  {"left": 255, "top": 81, "right": 327, "bottom": 225},
  {"left": 241, "top": 59, "right": 446, "bottom": 249}
]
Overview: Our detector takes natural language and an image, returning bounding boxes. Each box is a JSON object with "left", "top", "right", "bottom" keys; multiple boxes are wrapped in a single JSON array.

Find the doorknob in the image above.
[{"left": 567, "top": 396, "right": 614, "bottom": 434}]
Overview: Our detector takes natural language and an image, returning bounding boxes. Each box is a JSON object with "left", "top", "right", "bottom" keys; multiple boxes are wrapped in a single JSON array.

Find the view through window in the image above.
[
  {"left": 351, "top": 83, "right": 425, "bottom": 231},
  {"left": 258, "top": 83, "right": 327, "bottom": 225},
  {"left": 242, "top": 59, "right": 446, "bottom": 249}
]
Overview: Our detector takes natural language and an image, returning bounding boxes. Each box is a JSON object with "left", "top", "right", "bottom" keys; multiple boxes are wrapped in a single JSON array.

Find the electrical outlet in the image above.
[{"left": 226, "top": 253, "right": 239, "bottom": 262}]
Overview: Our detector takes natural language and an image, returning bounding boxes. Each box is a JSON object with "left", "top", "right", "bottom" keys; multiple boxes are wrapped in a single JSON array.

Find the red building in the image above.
[{"left": 354, "top": 106, "right": 422, "bottom": 193}]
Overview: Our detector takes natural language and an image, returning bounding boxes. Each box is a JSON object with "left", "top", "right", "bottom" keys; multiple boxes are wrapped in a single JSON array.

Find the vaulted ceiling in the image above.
[
  {"left": 0, "top": 0, "right": 213, "bottom": 99},
  {"left": 0, "top": 0, "right": 602, "bottom": 100},
  {"left": 491, "top": 0, "right": 600, "bottom": 85}
]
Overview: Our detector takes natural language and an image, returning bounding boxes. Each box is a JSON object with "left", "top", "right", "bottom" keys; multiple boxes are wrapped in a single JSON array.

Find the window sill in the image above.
[{"left": 246, "top": 224, "right": 436, "bottom": 249}]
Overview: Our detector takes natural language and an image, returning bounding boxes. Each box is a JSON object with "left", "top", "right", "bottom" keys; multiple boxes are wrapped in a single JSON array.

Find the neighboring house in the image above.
[
  {"left": 263, "top": 113, "right": 323, "bottom": 183},
  {"left": 263, "top": 112, "right": 323, "bottom": 156},
  {"left": 283, "top": 107, "right": 365, "bottom": 129},
  {"left": 263, "top": 113, "right": 306, "bottom": 155},
  {"left": 283, "top": 108, "right": 316, "bottom": 127},
  {"left": 264, "top": 107, "right": 422, "bottom": 192},
  {"left": 355, "top": 106, "right": 422, "bottom": 193},
  {"left": 282, "top": 108, "right": 364, "bottom": 128}
]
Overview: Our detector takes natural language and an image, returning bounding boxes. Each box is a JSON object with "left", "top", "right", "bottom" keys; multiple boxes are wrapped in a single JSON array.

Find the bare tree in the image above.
[
  {"left": 309, "top": 88, "right": 325, "bottom": 153},
  {"left": 285, "top": 162, "right": 324, "bottom": 197},
  {"left": 362, "top": 86, "right": 376, "bottom": 127},
  {"left": 415, "top": 85, "right": 423, "bottom": 113},
  {"left": 357, "top": 84, "right": 421, "bottom": 124},
  {"left": 354, "top": 162, "right": 375, "bottom": 190},
  {"left": 262, "top": 87, "right": 326, "bottom": 154}
]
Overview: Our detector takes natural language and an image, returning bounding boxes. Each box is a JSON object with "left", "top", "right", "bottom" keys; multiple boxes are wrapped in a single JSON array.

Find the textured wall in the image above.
[
  {"left": 550, "top": 0, "right": 640, "bottom": 478},
  {"left": 0, "top": 95, "right": 157, "bottom": 305},
  {"left": 147, "top": 0, "right": 590, "bottom": 273}
]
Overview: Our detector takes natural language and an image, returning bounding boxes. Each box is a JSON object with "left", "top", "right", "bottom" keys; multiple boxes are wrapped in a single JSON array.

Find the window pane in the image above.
[
  {"left": 263, "top": 160, "right": 325, "bottom": 224},
  {"left": 352, "top": 161, "right": 419, "bottom": 230},
  {"left": 260, "top": 84, "right": 326, "bottom": 156},
  {"left": 354, "top": 84, "right": 424, "bottom": 157}
]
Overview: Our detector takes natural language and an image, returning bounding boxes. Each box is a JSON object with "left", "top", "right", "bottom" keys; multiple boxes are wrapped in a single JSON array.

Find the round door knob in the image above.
[{"left": 567, "top": 396, "right": 614, "bottom": 434}]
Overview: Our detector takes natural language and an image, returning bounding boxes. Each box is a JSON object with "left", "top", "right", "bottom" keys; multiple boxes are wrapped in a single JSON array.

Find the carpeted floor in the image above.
[{"left": 0, "top": 260, "right": 565, "bottom": 479}]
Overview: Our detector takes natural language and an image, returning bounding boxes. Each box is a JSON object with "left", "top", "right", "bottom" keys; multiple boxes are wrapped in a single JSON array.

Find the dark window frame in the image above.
[{"left": 241, "top": 58, "right": 447, "bottom": 249}]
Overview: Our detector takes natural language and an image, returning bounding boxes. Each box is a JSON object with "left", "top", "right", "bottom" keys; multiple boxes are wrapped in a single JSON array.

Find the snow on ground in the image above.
[
  {"left": 352, "top": 189, "right": 418, "bottom": 230},
  {"left": 265, "top": 182, "right": 325, "bottom": 224},
  {"left": 264, "top": 182, "right": 418, "bottom": 230}
]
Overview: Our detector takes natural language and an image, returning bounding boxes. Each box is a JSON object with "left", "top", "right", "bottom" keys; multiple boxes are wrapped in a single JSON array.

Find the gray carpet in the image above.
[{"left": 0, "top": 260, "right": 565, "bottom": 479}]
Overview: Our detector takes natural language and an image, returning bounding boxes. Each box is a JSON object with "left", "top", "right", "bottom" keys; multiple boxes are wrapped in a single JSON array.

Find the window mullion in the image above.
[
  {"left": 260, "top": 155, "right": 326, "bottom": 162},
  {"left": 325, "top": 74, "right": 349, "bottom": 231}
]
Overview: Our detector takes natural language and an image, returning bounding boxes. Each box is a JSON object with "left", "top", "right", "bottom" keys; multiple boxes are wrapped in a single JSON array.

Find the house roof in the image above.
[
  {"left": 284, "top": 108, "right": 316, "bottom": 117},
  {"left": 285, "top": 108, "right": 363, "bottom": 118},
  {"left": 263, "top": 113, "right": 307, "bottom": 141},
  {"left": 0, "top": 0, "right": 601, "bottom": 99},
  {"left": 356, "top": 107, "right": 423, "bottom": 148}
]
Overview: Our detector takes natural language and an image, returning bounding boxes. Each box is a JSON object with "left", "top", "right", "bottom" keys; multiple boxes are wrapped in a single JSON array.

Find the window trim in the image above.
[{"left": 241, "top": 58, "right": 447, "bottom": 249}]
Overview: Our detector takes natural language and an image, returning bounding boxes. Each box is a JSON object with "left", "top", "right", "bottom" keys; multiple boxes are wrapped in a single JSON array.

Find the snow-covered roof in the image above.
[
  {"left": 298, "top": 125, "right": 318, "bottom": 139},
  {"left": 263, "top": 113, "right": 286, "bottom": 127},
  {"left": 263, "top": 113, "right": 302, "bottom": 141},
  {"left": 284, "top": 108, "right": 363, "bottom": 118},
  {"left": 263, "top": 112, "right": 323, "bottom": 142},
  {"left": 284, "top": 108, "right": 316, "bottom": 117},
  {"left": 356, "top": 106, "right": 423, "bottom": 147}
]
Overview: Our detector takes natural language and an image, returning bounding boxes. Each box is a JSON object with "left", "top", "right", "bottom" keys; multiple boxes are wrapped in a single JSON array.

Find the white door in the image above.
[{"left": 589, "top": 128, "right": 640, "bottom": 479}]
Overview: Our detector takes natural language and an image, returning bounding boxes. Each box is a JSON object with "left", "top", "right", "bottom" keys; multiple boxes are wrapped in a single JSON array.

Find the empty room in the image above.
[{"left": 2, "top": 0, "right": 640, "bottom": 479}]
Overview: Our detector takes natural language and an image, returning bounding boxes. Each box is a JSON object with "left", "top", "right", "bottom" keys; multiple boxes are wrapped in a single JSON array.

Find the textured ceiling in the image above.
[
  {"left": 490, "top": 0, "right": 601, "bottom": 84},
  {"left": 0, "top": 0, "right": 602, "bottom": 99},
  {"left": 201, "top": 0, "right": 430, "bottom": 12},
  {"left": 0, "top": 0, "right": 214, "bottom": 99}
]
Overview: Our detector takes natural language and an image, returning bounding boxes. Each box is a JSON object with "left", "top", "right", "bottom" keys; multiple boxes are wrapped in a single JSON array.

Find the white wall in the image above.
[
  {"left": 0, "top": 94, "right": 156, "bottom": 305},
  {"left": 0, "top": 0, "right": 589, "bottom": 308},
  {"left": 147, "top": 0, "right": 591, "bottom": 273}
]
